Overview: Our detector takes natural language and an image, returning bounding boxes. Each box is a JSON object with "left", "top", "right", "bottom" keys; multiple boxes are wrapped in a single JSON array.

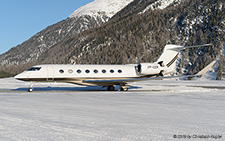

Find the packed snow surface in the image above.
[
  {"left": 0, "top": 77, "right": 224, "bottom": 140},
  {"left": 69, "top": 0, "right": 133, "bottom": 18}
]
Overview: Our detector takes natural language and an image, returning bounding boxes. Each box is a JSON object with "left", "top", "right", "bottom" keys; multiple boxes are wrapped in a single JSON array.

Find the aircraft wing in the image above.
[
  {"left": 83, "top": 60, "right": 216, "bottom": 86},
  {"left": 82, "top": 74, "right": 195, "bottom": 85},
  {"left": 84, "top": 76, "right": 170, "bottom": 85}
]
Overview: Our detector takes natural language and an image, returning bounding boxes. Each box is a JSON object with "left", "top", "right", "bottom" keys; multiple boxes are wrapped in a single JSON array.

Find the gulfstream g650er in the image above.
[{"left": 15, "top": 44, "right": 215, "bottom": 92}]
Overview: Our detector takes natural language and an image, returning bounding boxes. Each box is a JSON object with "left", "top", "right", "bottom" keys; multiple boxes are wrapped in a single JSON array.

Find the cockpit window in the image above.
[{"left": 27, "top": 67, "right": 41, "bottom": 71}]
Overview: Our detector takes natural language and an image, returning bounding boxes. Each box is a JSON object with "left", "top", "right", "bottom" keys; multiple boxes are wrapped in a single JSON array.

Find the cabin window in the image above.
[
  {"left": 118, "top": 70, "right": 122, "bottom": 73},
  {"left": 27, "top": 67, "right": 41, "bottom": 71},
  {"left": 68, "top": 69, "right": 73, "bottom": 74},
  {"left": 102, "top": 69, "right": 106, "bottom": 73},
  {"left": 59, "top": 69, "right": 64, "bottom": 74},
  {"left": 94, "top": 69, "right": 98, "bottom": 73},
  {"left": 85, "top": 70, "right": 90, "bottom": 74},
  {"left": 77, "top": 70, "right": 82, "bottom": 74},
  {"left": 110, "top": 70, "right": 114, "bottom": 73}
]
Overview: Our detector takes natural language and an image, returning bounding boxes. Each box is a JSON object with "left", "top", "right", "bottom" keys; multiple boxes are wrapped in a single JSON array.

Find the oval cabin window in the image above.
[
  {"left": 77, "top": 70, "right": 82, "bottom": 74},
  {"left": 118, "top": 70, "right": 122, "bottom": 73},
  {"left": 102, "top": 69, "right": 106, "bottom": 73},
  {"left": 94, "top": 70, "right": 98, "bottom": 73},
  {"left": 68, "top": 69, "right": 73, "bottom": 74},
  {"left": 110, "top": 70, "right": 114, "bottom": 73},
  {"left": 85, "top": 70, "right": 90, "bottom": 74},
  {"left": 59, "top": 69, "right": 64, "bottom": 74}
]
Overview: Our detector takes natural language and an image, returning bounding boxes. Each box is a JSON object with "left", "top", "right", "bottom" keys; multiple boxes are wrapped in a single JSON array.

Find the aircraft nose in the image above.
[
  {"left": 14, "top": 73, "right": 26, "bottom": 80},
  {"left": 14, "top": 74, "right": 21, "bottom": 79}
]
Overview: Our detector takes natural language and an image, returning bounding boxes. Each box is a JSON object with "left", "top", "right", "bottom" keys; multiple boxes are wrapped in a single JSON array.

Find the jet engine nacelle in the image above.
[{"left": 136, "top": 63, "right": 165, "bottom": 76}]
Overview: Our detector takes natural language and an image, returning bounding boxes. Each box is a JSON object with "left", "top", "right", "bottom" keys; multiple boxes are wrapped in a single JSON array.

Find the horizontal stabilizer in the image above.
[
  {"left": 169, "top": 44, "right": 211, "bottom": 51},
  {"left": 196, "top": 60, "right": 217, "bottom": 76}
]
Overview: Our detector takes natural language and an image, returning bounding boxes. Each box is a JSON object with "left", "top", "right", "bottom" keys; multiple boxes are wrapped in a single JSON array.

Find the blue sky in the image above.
[{"left": 0, "top": 0, "right": 93, "bottom": 54}]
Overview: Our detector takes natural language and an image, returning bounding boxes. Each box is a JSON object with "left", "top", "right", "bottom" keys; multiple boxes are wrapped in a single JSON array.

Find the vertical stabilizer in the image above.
[
  {"left": 156, "top": 44, "right": 211, "bottom": 74},
  {"left": 156, "top": 45, "right": 181, "bottom": 73}
]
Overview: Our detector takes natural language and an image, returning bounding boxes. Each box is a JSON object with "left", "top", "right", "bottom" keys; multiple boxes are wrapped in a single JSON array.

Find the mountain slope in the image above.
[
  {"left": 141, "top": 0, "right": 183, "bottom": 13},
  {"left": 0, "top": 0, "right": 133, "bottom": 74},
  {"left": 0, "top": 16, "right": 107, "bottom": 66}
]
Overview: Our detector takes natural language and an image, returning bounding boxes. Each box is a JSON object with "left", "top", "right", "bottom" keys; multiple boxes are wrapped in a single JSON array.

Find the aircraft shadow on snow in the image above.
[{"left": 13, "top": 86, "right": 142, "bottom": 92}]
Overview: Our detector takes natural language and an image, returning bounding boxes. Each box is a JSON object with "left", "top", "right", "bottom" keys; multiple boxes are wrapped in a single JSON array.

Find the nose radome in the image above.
[
  {"left": 14, "top": 74, "right": 21, "bottom": 79},
  {"left": 14, "top": 73, "right": 26, "bottom": 80}
]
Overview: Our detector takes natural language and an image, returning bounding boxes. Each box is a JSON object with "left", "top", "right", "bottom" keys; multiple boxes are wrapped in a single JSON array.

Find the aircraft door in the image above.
[{"left": 47, "top": 66, "right": 54, "bottom": 81}]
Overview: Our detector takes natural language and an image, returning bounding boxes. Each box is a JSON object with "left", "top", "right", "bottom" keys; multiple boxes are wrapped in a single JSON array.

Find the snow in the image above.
[
  {"left": 0, "top": 77, "right": 225, "bottom": 140},
  {"left": 140, "top": 0, "right": 183, "bottom": 14},
  {"left": 69, "top": 0, "right": 133, "bottom": 18}
]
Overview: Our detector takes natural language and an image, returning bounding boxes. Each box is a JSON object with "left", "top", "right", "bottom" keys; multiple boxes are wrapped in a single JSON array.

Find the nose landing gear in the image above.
[{"left": 28, "top": 83, "right": 34, "bottom": 92}]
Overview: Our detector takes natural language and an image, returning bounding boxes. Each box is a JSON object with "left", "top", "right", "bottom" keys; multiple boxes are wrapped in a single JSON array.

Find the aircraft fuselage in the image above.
[{"left": 15, "top": 63, "right": 162, "bottom": 86}]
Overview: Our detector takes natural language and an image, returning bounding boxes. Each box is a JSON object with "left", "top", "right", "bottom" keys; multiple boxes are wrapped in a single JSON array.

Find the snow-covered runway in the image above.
[{"left": 0, "top": 78, "right": 224, "bottom": 140}]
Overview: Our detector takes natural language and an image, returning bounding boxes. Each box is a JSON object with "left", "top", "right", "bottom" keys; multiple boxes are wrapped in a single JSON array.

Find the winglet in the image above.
[{"left": 195, "top": 60, "right": 217, "bottom": 76}]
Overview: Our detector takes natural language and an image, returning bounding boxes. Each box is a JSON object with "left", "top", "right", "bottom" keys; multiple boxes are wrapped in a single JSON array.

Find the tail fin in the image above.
[
  {"left": 156, "top": 44, "right": 211, "bottom": 74},
  {"left": 156, "top": 44, "right": 181, "bottom": 68}
]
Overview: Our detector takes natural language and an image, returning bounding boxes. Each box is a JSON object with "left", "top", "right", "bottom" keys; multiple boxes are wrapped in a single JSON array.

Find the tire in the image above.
[
  {"left": 120, "top": 87, "right": 128, "bottom": 91},
  {"left": 28, "top": 87, "right": 33, "bottom": 92},
  {"left": 107, "top": 86, "right": 115, "bottom": 91}
]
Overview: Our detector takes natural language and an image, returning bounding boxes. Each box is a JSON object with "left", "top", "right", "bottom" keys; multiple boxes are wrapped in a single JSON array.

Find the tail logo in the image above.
[{"left": 166, "top": 53, "right": 179, "bottom": 67}]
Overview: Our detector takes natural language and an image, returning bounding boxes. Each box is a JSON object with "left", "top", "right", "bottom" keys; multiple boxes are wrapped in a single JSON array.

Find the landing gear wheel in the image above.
[
  {"left": 28, "top": 83, "right": 34, "bottom": 92},
  {"left": 120, "top": 85, "right": 130, "bottom": 92},
  {"left": 107, "top": 86, "right": 115, "bottom": 91},
  {"left": 120, "top": 87, "right": 128, "bottom": 91},
  {"left": 28, "top": 87, "right": 33, "bottom": 92}
]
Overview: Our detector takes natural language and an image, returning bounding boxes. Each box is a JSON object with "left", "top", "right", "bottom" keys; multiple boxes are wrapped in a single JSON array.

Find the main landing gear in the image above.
[
  {"left": 107, "top": 85, "right": 115, "bottom": 91},
  {"left": 106, "top": 85, "right": 130, "bottom": 91},
  {"left": 120, "top": 85, "right": 129, "bottom": 91}
]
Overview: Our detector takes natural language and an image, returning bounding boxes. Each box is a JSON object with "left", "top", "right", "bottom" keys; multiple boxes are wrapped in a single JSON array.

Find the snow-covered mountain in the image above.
[
  {"left": 69, "top": 0, "right": 133, "bottom": 18},
  {"left": 0, "top": 0, "right": 133, "bottom": 74}
]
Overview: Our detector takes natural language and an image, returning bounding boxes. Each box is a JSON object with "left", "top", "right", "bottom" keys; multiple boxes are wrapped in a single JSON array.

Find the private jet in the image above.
[{"left": 15, "top": 44, "right": 216, "bottom": 92}]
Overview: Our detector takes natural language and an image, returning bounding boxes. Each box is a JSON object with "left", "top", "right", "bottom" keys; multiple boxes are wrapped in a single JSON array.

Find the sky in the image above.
[{"left": 0, "top": 0, "right": 93, "bottom": 54}]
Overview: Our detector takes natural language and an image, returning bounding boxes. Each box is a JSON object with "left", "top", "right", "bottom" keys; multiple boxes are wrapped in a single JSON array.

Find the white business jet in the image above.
[{"left": 15, "top": 44, "right": 215, "bottom": 92}]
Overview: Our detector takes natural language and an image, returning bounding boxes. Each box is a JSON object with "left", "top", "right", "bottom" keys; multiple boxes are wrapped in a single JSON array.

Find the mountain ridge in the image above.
[{"left": 69, "top": 0, "right": 133, "bottom": 18}]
